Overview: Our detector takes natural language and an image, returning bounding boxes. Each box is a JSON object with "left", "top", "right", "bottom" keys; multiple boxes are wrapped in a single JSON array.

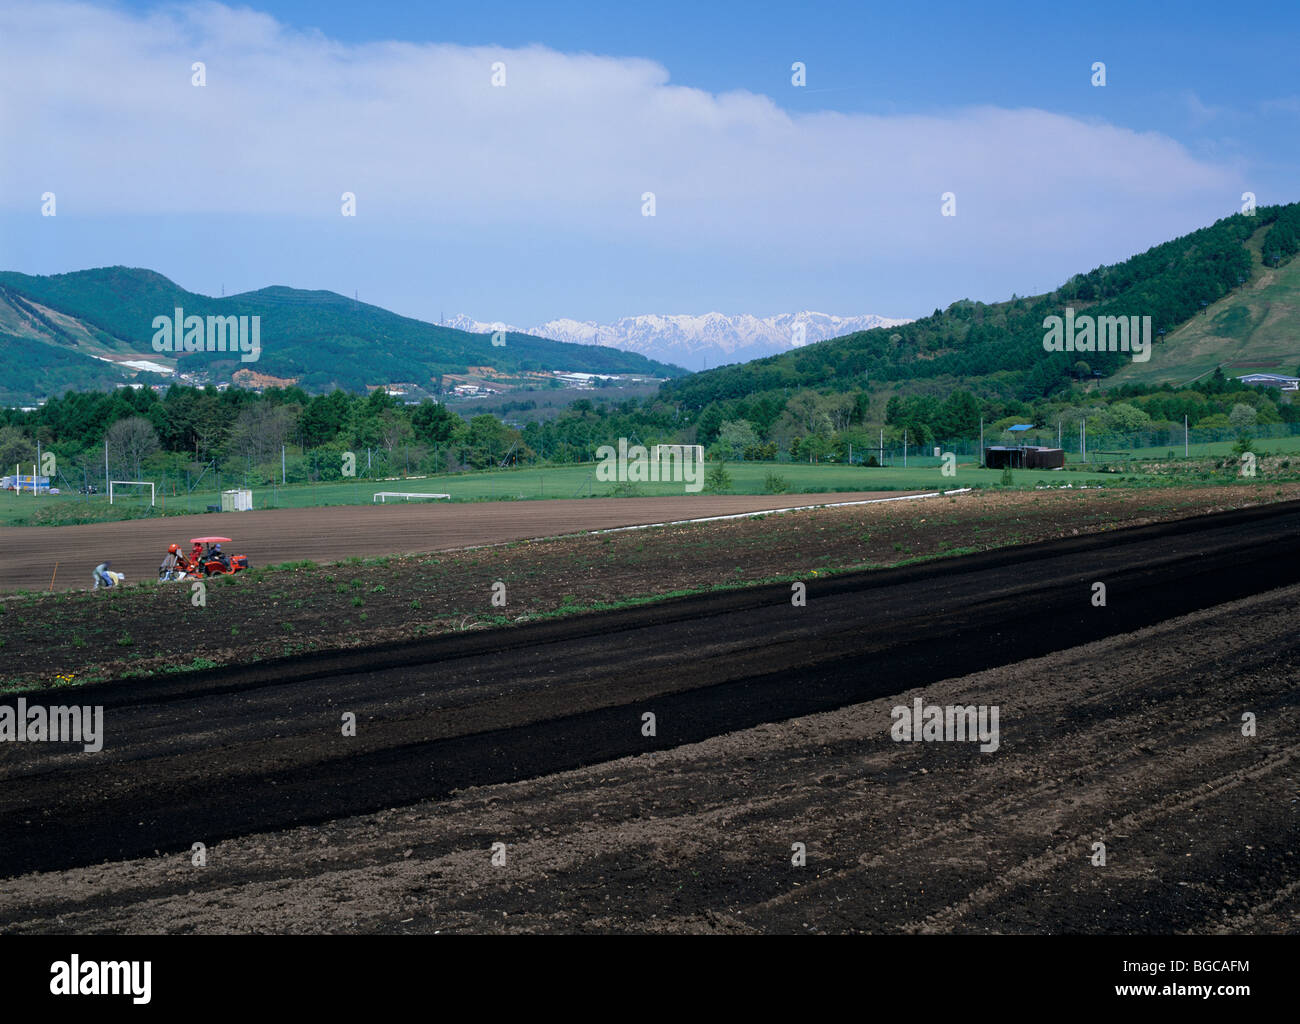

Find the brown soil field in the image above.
[
  {"left": 1, "top": 537, "right": 1296, "bottom": 933},
  {"left": 2, "top": 482, "right": 1297, "bottom": 693},
  {"left": 0, "top": 491, "right": 918, "bottom": 595},
  {"left": 2, "top": 488, "right": 1297, "bottom": 935}
]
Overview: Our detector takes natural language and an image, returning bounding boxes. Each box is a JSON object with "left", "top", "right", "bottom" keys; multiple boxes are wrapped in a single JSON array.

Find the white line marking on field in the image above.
[{"left": 388, "top": 489, "right": 977, "bottom": 562}]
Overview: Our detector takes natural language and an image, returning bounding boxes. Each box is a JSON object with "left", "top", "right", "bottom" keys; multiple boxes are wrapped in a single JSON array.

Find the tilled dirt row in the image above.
[
  {"left": 4, "top": 500, "right": 1297, "bottom": 884},
  {"left": 2, "top": 580, "right": 1296, "bottom": 933},
  {"left": 6, "top": 482, "right": 1299, "bottom": 693}
]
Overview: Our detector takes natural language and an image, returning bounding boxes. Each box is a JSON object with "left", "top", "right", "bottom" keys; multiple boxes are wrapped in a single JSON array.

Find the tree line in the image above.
[{"left": 3, "top": 363, "right": 1293, "bottom": 490}]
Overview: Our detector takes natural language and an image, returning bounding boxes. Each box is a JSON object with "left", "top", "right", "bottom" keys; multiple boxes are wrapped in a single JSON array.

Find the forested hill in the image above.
[
  {"left": 0, "top": 267, "right": 684, "bottom": 403},
  {"left": 662, "top": 203, "right": 1300, "bottom": 410}
]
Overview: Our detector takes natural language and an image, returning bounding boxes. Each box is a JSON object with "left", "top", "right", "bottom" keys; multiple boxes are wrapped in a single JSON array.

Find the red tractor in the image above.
[{"left": 190, "top": 536, "right": 251, "bottom": 577}]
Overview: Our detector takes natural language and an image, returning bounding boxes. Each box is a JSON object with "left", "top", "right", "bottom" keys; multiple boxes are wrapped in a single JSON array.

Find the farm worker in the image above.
[
  {"left": 93, "top": 561, "right": 115, "bottom": 590},
  {"left": 190, "top": 541, "right": 204, "bottom": 566},
  {"left": 211, "top": 543, "right": 230, "bottom": 570},
  {"left": 160, "top": 544, "right": 182, "bottom": 580}
]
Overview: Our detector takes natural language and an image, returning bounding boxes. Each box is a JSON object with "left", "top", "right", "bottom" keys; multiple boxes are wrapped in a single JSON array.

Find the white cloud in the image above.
[{"left": 0, "top": 0, "right": 1243, "bottom": 263}]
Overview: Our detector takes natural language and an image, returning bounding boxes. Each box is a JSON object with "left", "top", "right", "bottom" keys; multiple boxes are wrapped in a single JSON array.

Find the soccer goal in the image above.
[
  {"left": 373, "top": 491, "right": 451, "bottom": 503},
  {"left": 109, "top": 480, "right": 155, "bottom": 506},
  {"left": 651, "top": 444, "right": 704, "bottom": 468}
]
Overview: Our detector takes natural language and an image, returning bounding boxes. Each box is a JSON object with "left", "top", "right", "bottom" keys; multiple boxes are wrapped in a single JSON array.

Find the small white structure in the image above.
[{"left": 221, "top": 488, "right": 254, "bottom": 511}]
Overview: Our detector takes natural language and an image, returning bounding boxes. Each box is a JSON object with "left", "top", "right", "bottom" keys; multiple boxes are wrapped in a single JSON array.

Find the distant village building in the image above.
[{"left": 1237, "top": 373, "right": 1299, "bottom": 392}]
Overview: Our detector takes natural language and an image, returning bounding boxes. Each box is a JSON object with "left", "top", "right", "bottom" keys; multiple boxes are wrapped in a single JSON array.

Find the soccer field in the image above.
[{"left": 0, "top": 459, "right": 1124, "bottom": 526}]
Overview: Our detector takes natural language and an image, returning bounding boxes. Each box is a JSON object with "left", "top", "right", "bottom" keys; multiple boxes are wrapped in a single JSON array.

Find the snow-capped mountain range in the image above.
[{"left": 443, "top": 311, "right": 912, "bottom": 371}]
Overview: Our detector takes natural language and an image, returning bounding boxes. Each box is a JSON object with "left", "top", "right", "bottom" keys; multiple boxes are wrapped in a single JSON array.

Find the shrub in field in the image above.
[
  {"left": 764, "top": 471, "right": 790, "bottom": 494},
  {"left": 705, "top": 461, "right": 732, "bottom": 493}
]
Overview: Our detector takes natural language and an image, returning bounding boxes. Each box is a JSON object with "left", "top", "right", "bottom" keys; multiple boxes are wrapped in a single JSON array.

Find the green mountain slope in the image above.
[
  {"left": 0, "top": 267, "right": 685, "bottom": 404},
  {"left": 662, "top": 203, "right": 1300, "bottom": 410},
  {"left": 1104, "top": 225, "right": 1300, "bottom": 388}
]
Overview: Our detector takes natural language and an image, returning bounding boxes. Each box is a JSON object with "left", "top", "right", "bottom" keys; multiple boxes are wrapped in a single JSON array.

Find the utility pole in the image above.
[
  {"left": 979, "top": 417, "right": 984, "bottom": 468},
  {"left": 1184, "top": 415, "right": 1189, "bottom": 458},
  {"left": 903, "top": 428, "right": 908, "bottom": 468},
  {"left": 282, "top": 444, "right": 286, "bottom": 484}
]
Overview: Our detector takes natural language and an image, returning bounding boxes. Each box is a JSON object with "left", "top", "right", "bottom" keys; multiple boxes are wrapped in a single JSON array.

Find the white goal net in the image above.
[
  {"left": 650, "top": 444, "right": 704, "bottom": 468},
  {"left": 108, "top": 480, "right": 155, "bottom": 506}
]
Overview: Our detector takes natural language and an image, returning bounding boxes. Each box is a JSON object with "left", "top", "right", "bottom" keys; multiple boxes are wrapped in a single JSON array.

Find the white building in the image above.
[{"left": 1238, "top": 373, "right": 1299, "bottom": 392}]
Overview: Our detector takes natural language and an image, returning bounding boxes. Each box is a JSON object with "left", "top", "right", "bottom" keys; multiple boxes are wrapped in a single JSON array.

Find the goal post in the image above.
[
  {"left": 650, "top": 444, "right": 704, "bottom": 468},
  {"left": 108, "top": 480, "right": 155, "bottom": 506},
  {"left": 372, "top": 491, "right": 451, "bottom": 503}
]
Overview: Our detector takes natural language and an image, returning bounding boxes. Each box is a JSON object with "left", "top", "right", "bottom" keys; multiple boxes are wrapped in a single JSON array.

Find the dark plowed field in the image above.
[{"left": 1, "top": 501, "right": 1298, "bottom": 932}]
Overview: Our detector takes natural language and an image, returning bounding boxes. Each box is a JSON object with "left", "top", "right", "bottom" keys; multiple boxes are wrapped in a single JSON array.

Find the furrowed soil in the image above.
[
  {"left": 1, "top": 530, "right": 1296, "bottom": 933},
  {"left": 2, "top": 482, "right": 1297, "bottom": 693}
]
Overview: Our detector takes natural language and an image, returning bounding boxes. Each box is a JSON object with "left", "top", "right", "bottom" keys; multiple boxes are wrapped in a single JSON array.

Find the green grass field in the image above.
[
  {"left": 1085, "top": 433, "right": 1300, "bottom": 462},
  {"left": 1, "top": 458, "right": 1126, "bottom": 526}
]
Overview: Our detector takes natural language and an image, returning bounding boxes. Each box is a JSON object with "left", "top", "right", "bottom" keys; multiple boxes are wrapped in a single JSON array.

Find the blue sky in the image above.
[{"left": 1, "top": 0, "right": 1298, "bottom": 326}]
